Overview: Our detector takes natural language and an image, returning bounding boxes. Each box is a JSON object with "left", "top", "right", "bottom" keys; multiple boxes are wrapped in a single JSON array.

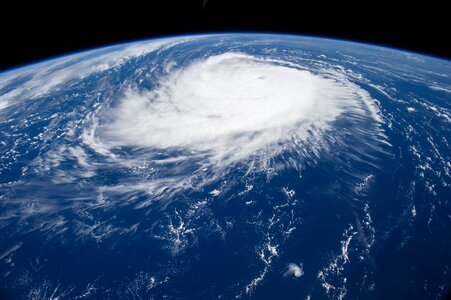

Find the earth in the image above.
[{"left": 0, "top": 34, "right": 450, "bottom": 299}]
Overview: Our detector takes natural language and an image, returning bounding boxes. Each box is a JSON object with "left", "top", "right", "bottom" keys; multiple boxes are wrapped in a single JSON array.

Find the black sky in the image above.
[{"left": 0, "top": 0, "right": 448, "bottom": 72}]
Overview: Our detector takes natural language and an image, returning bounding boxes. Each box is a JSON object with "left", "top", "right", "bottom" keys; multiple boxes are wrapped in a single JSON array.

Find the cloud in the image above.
[
  {"left": 283, "top": 262, "right": 304, "bottom": 277},
  {"left": 80, "top": 52, "right": 385, "bottom": 197},
  {"left": 89, "top": 53, "right": 368, "bottom": 165},
  {"left": 0, "top": 36, "right": 201, "bottom": 110}
]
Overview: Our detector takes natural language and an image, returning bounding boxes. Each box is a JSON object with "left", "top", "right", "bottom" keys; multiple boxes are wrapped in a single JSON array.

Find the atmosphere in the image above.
[{"left": 0, "top": 1, "right": 448, "bottom": 72}]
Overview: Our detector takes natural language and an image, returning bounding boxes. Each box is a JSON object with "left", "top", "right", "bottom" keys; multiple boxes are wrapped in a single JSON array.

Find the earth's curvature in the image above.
[{"left": 0, "top": 34, "right": 450, "bottom": 299}]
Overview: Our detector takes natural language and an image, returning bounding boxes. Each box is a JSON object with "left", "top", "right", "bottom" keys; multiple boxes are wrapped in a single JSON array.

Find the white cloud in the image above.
[
  {"left": 89, "top": 53, "right": 367, "bottom": 165},
  {"left": 283, "top": 262, "right": 304, "bottom": 278},
  {"left": 0, "top": 36, "right": 201, "bottom": 110},
  {"left": 83, "top": 52, "right": 383, "bottom": 197}
]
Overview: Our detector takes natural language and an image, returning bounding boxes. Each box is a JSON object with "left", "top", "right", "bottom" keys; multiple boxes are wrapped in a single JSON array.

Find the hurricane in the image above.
[{"left": 79, "top": 51, "right": 387, "bottom": 202}]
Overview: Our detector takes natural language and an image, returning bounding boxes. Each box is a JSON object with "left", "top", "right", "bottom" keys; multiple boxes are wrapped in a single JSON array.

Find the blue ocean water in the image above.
[{"left": 0, "top": 34, "right": 450, "bottom": 299}]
